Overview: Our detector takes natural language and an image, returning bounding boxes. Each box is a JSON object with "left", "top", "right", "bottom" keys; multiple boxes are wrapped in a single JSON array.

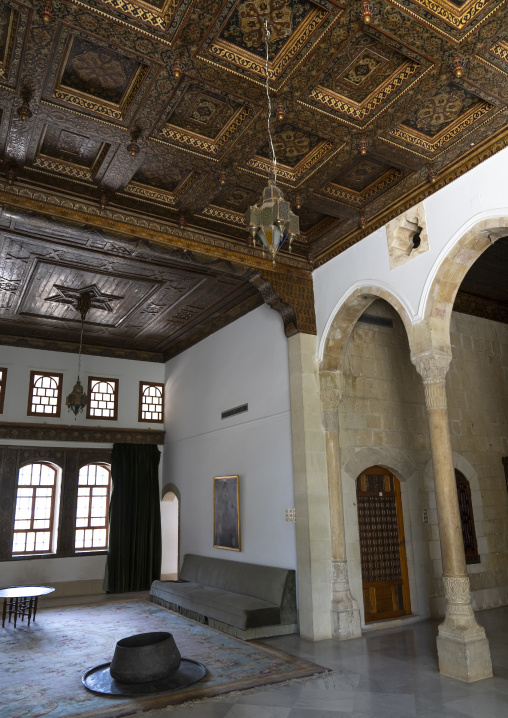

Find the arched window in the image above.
[
  {"left": 75, "top": 463, "right": 111, "bottom": 551},
  {"left": 12, "top": 462, "right": 59, "bottom": 555},
  {"left": 455, "top": 470, "right": 480, "bottom": 564}
]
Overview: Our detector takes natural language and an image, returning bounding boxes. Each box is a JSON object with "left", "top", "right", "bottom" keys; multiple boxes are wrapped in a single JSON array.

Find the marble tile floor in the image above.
[{"left": 146, "top": 606, "right": 508, "bottom": 718}]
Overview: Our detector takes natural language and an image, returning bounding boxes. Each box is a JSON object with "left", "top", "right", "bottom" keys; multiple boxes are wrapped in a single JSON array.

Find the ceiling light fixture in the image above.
[
  {"left": 66, "top": 293, "right": 91, "bottom": 417},
  {"left": 41, "top": 0, "right": 53, "bottom": 23},
  {"left": 245, "top": 20, "right": 299, "bottom": 266},
  {"left": 173, "top": 58, "right": 182, "bottom": 79},
  {"left": 452, "top": 56, "right": 464, "bottom": 78},
  {"left": 360, "top": 1, "right": 373, "bottom": 24},
  {"left": 428, "top": 165, "right": 437, "bottom": 183},
  {"left": 17, "top": 88, "right": 32, "bottom": 122},
  {"left": 219, "top": 169, "right": 227, "bottom": 186}
]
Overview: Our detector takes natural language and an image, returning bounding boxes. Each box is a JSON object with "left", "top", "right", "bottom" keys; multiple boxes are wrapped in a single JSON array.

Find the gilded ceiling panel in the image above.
[
  {"left": 197, "top": 0, "right": 342, "bottom": 90},
  {"left": 69, "top": 0, "right": 193, "bottom": 44},
  {"left": 300, "top": 28, "right": 432, "bottom": 128},
  {"left": 154, "top": 78, "right": 255, "bottom": 157},
  {"left": 388, "top": 0, "right": 501, "bottom": 33},
  {"left": 389, "top": 81, "right": 497, "bottom": 154},
  {"left": 44, "top": 26, "right": 158, "bottom": 124}
]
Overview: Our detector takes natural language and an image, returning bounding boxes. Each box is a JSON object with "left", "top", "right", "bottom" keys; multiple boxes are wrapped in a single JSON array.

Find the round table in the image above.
[{"left": 0, "top": 585, "right": 55, "bottom": 628}]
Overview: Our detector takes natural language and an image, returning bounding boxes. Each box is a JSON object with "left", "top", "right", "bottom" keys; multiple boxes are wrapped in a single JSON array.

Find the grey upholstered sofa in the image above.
[{"left": 150, "top": 553, "right": 298, "bottom": 640}]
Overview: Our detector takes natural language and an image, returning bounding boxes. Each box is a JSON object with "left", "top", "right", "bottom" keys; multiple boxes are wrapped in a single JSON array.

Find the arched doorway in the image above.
[
  {"left": 356, "top": 466, "right": 411, "bottom": 622},
  {"left": 160, "top": 485, "right": 180, "bottom": 580}
]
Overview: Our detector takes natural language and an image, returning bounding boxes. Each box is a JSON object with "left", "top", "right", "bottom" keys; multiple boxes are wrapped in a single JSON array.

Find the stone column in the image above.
[
  {"left": 288, "top": 333, "right": 332, "bottom": 641},
  {"left": 413, "top": 353, "right": 492, "bottom": 681},
  {"left": 321, "top": 370, "right": 361, "bottom": 640}
]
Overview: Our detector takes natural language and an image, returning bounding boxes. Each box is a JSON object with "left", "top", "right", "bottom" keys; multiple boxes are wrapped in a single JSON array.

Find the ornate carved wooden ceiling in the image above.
[
  {"left": 1, "top": 0, "right": 507, "bottom": 261},
  {"left": 0, "top": 0, "right": 507, "bottom": 355}
]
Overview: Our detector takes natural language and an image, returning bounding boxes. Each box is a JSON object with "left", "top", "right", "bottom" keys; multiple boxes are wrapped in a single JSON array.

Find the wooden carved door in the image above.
[{"left": 356, "top": 466, "right": 411, "bottom": 622}]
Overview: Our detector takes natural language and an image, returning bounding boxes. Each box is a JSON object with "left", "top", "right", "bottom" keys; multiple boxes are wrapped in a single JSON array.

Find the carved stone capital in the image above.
[
  {"left": 331, "top": 559, "right": 349, "bottom": 587},
  {"left": 412, "top": 352, "right": 452, "bottom": 385},
  {"left": 443, "top": 575, "right": 471, "bottom": 604},
  {"left": 330, "top": 560, "right": 362, "bottom": 640},
  {"left": 439, "top": 576, "right": 484, "bottom": 637}
]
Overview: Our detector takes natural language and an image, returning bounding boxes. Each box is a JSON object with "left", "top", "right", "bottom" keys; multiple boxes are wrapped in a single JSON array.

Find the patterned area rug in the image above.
[{"left": 0, "top": 599, "right": 327, "bottom": 718}]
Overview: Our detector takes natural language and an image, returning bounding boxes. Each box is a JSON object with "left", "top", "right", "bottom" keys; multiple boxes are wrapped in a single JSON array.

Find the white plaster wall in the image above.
[
  {"left": 164, "top": 305, "right": 297, "bottom": 570},
  {"left": 0, "top": 555, "right": 107, "bottom": 587},
  {"left": 0, "top": 345, "right": 164, "bottom": 428},
  {"left": 314, "top": 147, "right": 508, "bottom": 355}
]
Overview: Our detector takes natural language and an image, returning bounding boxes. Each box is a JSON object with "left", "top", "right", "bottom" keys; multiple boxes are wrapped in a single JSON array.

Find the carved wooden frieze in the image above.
[{"left": 0, "top": 422, "right": 165, "bottom": 444}]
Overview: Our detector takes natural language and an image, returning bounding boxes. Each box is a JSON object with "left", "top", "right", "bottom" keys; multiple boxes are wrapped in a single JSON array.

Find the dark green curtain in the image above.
[{"left": 104, "top": 443, "right": 161, "bottom": 593}]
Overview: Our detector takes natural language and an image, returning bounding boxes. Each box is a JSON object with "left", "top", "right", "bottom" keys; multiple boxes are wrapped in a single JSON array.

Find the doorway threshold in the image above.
[{"left": 362, "top": 614, "right": 425, "bottom": 632}]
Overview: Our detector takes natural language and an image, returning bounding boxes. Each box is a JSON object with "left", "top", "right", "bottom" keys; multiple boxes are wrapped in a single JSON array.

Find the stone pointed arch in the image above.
[
  {"left": 319, "top": 284, "right": 414, "bottom": 371},
  {"left": 417, "top": 216, "right": 508, "bottom": 357}
]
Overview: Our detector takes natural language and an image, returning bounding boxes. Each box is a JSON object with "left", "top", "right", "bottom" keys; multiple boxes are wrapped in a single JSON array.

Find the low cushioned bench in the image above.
[{"left": 150, "top": 553, "right": 298, "bottom": 640}]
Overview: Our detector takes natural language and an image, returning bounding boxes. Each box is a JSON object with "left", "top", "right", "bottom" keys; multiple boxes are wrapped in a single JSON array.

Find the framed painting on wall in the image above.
[{"left": 213, "top": 475, "right": 240, "bottom": 551}]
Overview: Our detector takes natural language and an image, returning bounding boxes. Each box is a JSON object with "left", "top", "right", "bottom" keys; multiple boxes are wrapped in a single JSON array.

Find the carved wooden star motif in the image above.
[{"left": 46, "top": 284, "right": 124, "bottom": 313}]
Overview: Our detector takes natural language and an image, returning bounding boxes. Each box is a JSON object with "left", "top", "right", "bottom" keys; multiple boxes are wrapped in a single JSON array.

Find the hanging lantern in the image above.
[
  {"left": 65, "top": 293, "right": 91, "bottom": 417},
  {"left": 360, "top": 1, "right": 373, "bottom": 24},
  {"left": 66, "top": 380, "right": 88, "bottom": 417},
  {"left": 246, "top": 177, "right": 299, "bottom": 265},
  {"left": 41, "top": 0, "right": 53, "bottom": 23},
  {"left": 219, "top": 170, "right": 227, "bottom": 186},
  {"left": 173, "top": 58, "right": 182, "bottom": 79},
  {"left": 127, "top": 138, "right": 139, "bottom": 157},
  {"left": 245, "top": 20, "right": 299, "bottom": 266},
  {"left": 17, "top": 100, "right": 32, "bottom": 122},
  {"left": 276, "top": 102, "right": 285, "bottom": 121},
  {"left": 359, "top": 137, "right": 368, "bottom": 155},
  {"left": 452, "top": 56, "right": 464, "bottom": 78}
]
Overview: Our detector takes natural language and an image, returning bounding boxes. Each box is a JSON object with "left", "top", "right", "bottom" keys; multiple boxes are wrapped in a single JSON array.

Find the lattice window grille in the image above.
[
  {"left": 139, "top": 382, "right": 164, "bottom": 422},
  {"left": 455, "top": 470, "right": 480, "bottom": 564},
  {"left": 29, "top": 372, "right": 62, "bottom": 416},
  {"left": 75, "top": 463, "right": 111, "bottom": 551},
  {"left": 12, "top": 463, "right": 57, "bottom": 555},
  {"left": 88, "top": 378, "right": 118, "bottom": 419}
]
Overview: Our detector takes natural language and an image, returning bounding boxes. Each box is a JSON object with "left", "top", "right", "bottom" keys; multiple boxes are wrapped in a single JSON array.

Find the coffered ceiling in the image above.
[{"left": 0, "top": 0, "right": 507, "bottom": 356}]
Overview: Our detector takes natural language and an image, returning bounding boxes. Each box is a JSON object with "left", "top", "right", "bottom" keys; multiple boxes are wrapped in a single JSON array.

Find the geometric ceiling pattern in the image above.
[{"left": 0, "top": 0, "right": 507, "bottom": 276}]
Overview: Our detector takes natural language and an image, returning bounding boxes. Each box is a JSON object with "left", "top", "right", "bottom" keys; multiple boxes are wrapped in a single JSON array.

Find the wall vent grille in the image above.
[
  {"left": 358, "top": 314, "right": 393, "bottom": 328},
  {"left": 221, "top": 403, "right": 248, "bottom": 420}
]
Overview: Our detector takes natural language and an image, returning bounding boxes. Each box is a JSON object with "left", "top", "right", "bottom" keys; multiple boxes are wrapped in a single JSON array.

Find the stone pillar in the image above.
[
  {"left": 321, "top": 370, "right": 361, "bottom": 640},
  {"left": 413, "top": 353, "right": 492, "bottom": 682},
  {"left": 288, "top": 333, "right": 332, "bottom": 641}
]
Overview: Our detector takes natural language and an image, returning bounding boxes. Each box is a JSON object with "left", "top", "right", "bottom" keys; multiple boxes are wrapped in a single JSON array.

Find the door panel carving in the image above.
[{"left": 356, "top": 466, "right": 411, "bottom": 622}]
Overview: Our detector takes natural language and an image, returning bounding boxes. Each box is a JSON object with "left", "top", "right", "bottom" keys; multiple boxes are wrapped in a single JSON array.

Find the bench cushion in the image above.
[
  {"left": 150, "top": 580, "right": 280, "bottom": 629},
  {"left": 179, "top": 554, "right": 291, "bottom": 606}
]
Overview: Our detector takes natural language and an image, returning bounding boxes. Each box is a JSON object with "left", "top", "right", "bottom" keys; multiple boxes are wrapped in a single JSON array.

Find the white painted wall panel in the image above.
[
  {"left": 164, "top": 305, "right": 297, "bottom": 570},
  {"left": 0, "top": 345, "right": 164, "bottom": 428}
]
